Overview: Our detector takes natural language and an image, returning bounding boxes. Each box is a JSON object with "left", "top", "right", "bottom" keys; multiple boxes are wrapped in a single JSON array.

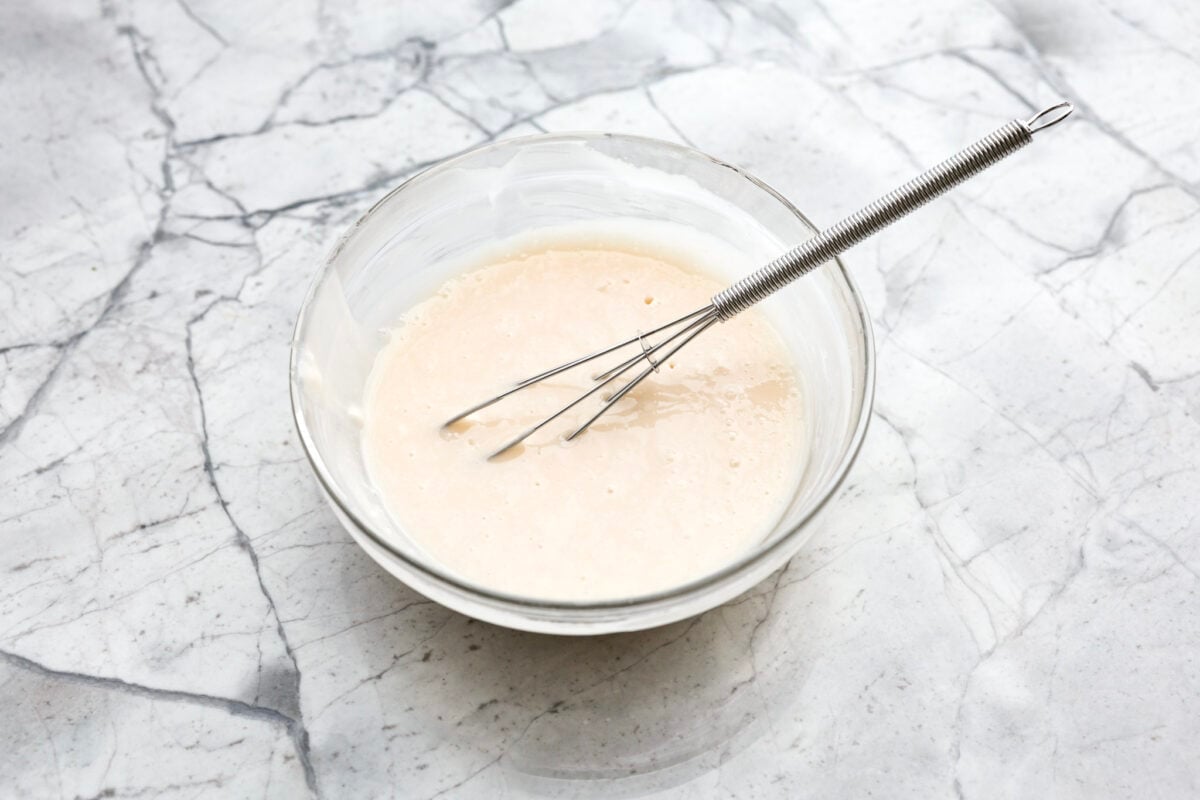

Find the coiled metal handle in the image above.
[{"left": 711, "top": 102, "right": 1073, "bottom": 320}]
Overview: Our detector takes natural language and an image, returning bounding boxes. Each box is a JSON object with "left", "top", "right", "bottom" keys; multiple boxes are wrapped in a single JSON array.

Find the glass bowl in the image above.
[{"left": 290, "top": 133, "right": 874, "bottom": 635}]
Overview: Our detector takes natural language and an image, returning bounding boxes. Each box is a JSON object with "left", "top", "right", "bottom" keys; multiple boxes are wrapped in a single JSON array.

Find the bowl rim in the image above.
[{"left": 289, "top": 131, "right": 876, "bottom": 613}]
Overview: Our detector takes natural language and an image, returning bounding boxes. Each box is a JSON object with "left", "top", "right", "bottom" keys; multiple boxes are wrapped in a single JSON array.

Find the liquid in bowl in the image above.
[{"left": 361, "top": 230, "right": 807, "bottom": 601}]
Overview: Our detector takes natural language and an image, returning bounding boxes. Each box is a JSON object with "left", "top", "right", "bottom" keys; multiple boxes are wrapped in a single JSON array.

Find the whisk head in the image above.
[{"left": 444, "top": 304, "right": 720, "bottom": 460}]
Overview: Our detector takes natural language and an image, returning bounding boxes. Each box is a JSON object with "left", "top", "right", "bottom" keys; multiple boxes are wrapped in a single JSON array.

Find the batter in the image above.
[{"left": 362, "top": 239, "right": 805, "bottom": 601}]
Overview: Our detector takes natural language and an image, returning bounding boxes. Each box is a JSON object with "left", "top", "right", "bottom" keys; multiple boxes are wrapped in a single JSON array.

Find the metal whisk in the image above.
[{"left": 447, "top": 102, "right": 1074, "bottom": 459}]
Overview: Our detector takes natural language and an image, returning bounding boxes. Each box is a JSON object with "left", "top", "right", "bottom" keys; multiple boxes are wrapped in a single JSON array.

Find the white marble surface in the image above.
[{"left": 3, "top": 0, "right": 1199, "bottom": 797}]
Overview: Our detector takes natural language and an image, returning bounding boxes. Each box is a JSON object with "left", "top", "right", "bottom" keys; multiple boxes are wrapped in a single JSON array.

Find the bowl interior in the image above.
[{"left": 291, "top": 133, "right": 873, "bottom": 609}]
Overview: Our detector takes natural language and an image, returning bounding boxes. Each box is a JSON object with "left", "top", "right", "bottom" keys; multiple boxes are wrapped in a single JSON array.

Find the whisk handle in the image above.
[{"left": 710, "top": 102, "right": 1073, "bottom": 320}]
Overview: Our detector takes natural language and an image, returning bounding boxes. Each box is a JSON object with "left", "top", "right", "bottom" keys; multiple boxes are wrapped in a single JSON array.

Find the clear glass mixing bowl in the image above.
[{"left": 290, "top": 133, "right": 874, "bottom": 634}]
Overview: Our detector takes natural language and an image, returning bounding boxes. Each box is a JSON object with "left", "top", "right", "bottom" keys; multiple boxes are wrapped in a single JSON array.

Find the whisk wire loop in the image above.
[{"left": 478, "top": 306, "right": 719, "bottom": 459}]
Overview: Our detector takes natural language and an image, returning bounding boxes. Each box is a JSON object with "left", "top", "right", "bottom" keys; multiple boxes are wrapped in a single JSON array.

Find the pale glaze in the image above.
[{"left": 362, "top": 242, "right": 805, "bottom": 601}]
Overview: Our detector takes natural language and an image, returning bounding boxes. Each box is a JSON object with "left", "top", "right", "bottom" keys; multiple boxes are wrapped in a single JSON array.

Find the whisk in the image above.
[{"left": 447, "top": 102, "right": 1074, "bottom": 459}]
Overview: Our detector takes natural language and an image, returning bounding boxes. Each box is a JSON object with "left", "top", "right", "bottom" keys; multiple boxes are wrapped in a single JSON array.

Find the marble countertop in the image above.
[{"left": 4, "top": 0, "right": 1199, "bottom": 797}]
